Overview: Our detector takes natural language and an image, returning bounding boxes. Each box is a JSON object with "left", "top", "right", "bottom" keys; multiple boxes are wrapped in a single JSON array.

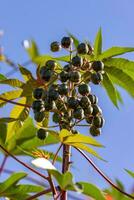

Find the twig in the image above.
[
  {"left": 52, "top": 143, "right": 63, "bottom": 165},
  {"left": 0, "top": 97, "right": 31, "bottom": 108},
  {"left": 0, "top": 155, "right": 7, "bottom": 176},
  {"left": 48, "top": 172, "right": 57, "bottom": 199},
  {"left": 0, "top": 144, "right": 48, "bottom": 180},
  {"left": 75, "top": 147, "right": 134, "bottom": 199},
  {"left": 25, "top": 188, "right": 52, "bottom": 200}
]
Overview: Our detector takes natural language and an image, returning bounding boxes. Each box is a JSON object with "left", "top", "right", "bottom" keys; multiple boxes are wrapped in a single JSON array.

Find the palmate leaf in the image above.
[
  {"left": 18, "top": 64, "right": 34, "bottom": 81},
  {"left": 98, "top": 46, "right": 134, "bottom": 60},
  {"left": 94, "top": 27, "right": 102, "bottom": 57},
  {"left": 0, "top": 89, "right": 22, "bottom": 104},
  {"left": 105, "top": 66, "right": 134, "bottom": 97},
  {"left": 0, "top": 79, "right": 24, "bottom": 88},
  {"left": 102, "top": 73, "right": 118, "bottom": 107}
]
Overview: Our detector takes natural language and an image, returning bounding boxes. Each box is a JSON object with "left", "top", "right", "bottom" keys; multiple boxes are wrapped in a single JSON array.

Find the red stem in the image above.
[
  {"left": 75, "top": 147, "right": 134, "bottom": 199},
  {"left": 0, "top": 155, "right": 7, "bottom": 176},
  {"left": 0, "top": 97, "right": 31, "bottom": 108},
  {"left": 25, "top": 188, "right": 52, "bottom": 200}
]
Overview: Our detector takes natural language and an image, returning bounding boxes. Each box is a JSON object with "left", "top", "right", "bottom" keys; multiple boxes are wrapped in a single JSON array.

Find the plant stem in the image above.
[
  {"left": 0, "top": 97, "right": 31, "bottom": 108},
  {"left": 52, "top": 143, "right": 63, "bottom": 165},
  {"left": 48, "top": 172, "right": 57, "bottom": 199},
  {"left": 26, "top": 188, "right": 52, "bottom": 200},
  {"left": 0, "top": 155, "right": 7, "bottom": 176},
  {"left": 75, "top": 147, "right": 134, "bottom": 199}
]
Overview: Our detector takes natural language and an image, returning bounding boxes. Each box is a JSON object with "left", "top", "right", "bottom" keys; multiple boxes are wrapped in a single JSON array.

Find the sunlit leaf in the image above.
[
  {"left": 0, "top": 79, "right": 24, "bottom": 88},
  {"left": 67, "top": 32, "right": 79, "bottom": 48},
  {"left": 94, "top": 27, "right": 102, "bottom": 57},
  {"left": 125, "top": 169, "right": 134, "bottom": 178},
  {"left": 18, "top": 64, "right": 34, "bottom": 81},
  {"left": 0, "top": 73, "right": 7, "bottom": 80}
]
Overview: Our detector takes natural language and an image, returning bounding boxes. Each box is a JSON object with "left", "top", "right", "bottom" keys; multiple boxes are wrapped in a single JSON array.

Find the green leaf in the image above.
[
  {"left": 0, "top": 73, "right": 7, "bottom": 80},
  {"left": 33, "top": 55, "right": 53, "bottom": 64},
  {"left": 99, "top": 47, "right": 134, "bottom": 60},
  {"left": 67, "top": 32, "right": 79, "bottom": 48},
  {"left": 24, "top": 40, "right": 39, "bottom": 59},
  {"left": 105, "top": 66, "right": 134, "bottom": 97},
  {"left": 0, "top": 122, "right": 7, "bottom": 145},
  {"left": 0, "top": 79, "right": 24, "bottom": 88},
  {"left": 125, "top": 169, "right": 134, "bottom": 178},
  {"left": 0, "top": 172, "right": 27, "bottom": 193},
  {"left": 77, "top": 182, "right": 105, "bottom": 200},
  {"left": 54, "top": 55, "right": 70, "bottom": 63},
  {"left": 102, "top": 73, "right": 118, "bottom": 107},
  {"left": 0, "top": 118, "right": 18, "bottom": 123},
  {"left": 94, "top": 27, "right": 102, "bottom": 57},
  {"left": 18, "top": 65, "right": 34, "bottom": 81}
]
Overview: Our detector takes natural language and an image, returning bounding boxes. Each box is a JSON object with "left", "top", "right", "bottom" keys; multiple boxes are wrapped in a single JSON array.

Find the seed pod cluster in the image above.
[{"left": 32, "top": 36, "right": 105, "bottom": 139}]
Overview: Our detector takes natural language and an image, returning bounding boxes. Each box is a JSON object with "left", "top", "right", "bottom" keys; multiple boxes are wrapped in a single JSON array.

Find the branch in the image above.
[
  {"left": 0, "top": 144, "right": 48, "bottom": 180},
  {"left": 52, "top": 143, "right": 63, "bottom": 165},
  {"left": 75, "top": 147, "right": 134, "bottom": 199},
  {"left": 25, "top": 188, "right": 52, "bottom": 200},
  {"left": 0, "top": 155, "right": 7, "bottom": 175},
  {"left": 0, "top": 97, "right": 31, "bottom": 108}
]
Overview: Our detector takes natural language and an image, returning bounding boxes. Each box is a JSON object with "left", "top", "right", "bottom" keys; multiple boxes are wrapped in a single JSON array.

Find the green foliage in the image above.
[
  {"left": 94, "top": 27, "right": 102, "bottom": 57},
  {"left": 125, "top": 169, "right": 134, "bottom": 178}
]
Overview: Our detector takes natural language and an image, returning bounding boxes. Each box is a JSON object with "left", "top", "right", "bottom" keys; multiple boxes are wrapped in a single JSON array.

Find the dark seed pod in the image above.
[
  {"left": 67, "top": 97, "right": 79, "bottom": 109},
  {"left": 72, "top": 55, "right": 83, "bottom": 67},
  {"left": 48, "top": 89, "right": 59, "bottom": 101},
  {"left": 61, "top": 37, "right": 73, "bottom": 48},
  {"left": 92, "top": 104, "right": 102, "bottom": 116},
  {"left": 84, "top": 105, "right": 93, "bottom": 116},
  {"left": 59, "top": 71, "right": 69, "bottom": 82},
  {"left": 40, "top": 67, "right": 53, "bottom": 82},
  {"left": 77, "top": 43, "right": 89, "bottom": 54},
  {"left": 34, "top": 111, "right": 45, "bottom": 122},
  {"left": 42, "top": 90, "right": 48, "bottom": 101},
  {"left": 44, "top": 99, "right": 55, "bottom": 111},
  {"left": 37, "top": 128, "right": 48, "bottom": 140},
  {"left": 78, "top": 84, "right": 91, "bottom": 95},
  {"left": 90, "top": 125, "right": 101, "bottom": 137},
  {"left": 46, "top": 60, "right": 57, "bottom": 70},
  {"left": 72, "top": 129, "right": 79, "bottom": 134},
  {"left": 50, "top": 41, "right": 61, "bottom": 52},
  {"left": 92, "top": 61, "right": 104, "bottom": 72},
  {"left": 52, "top": 112, "right": 61, "bottom": 123},
  {"left": 56, "top": 99, "right": 66, "bottom": 112},
  {"left": 88, "top": 94, "right": 98, "bottom": 104},
  {"left": 73, "top": 108, "right": 84, "bottom": 119},
  {"left": 91, "top": 72, "right": 103, "bottom": 85},
  {"left": 58, "top": 84, "right": 68, "bottom": 95},
  {"left": 32, "top": 100, "right": 44, "bottom": 112},
  {"left": 64, "top": 64, "right": 72, "bottom": 72},
  {"left": 33, "top": 88, "right": 44, "bottom": 99},
  {"left": 69, "top": 71, "right": 81, "bottom": 83},
  {"left": 79, "top": 96, "right": 91, "bottom": 109},
  {"left": 92, "top": 116, "right": 105, "bottom": 128},
  {"left": 85, "top": 116, "right": 93, "bottom": 124}
]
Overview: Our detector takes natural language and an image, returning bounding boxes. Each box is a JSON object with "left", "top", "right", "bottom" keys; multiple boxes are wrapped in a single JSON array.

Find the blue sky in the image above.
[{"left": 0, "top": 0, "right": 134, "bottom": 196}]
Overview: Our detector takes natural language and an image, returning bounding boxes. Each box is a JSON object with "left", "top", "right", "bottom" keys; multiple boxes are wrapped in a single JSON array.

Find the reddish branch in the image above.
[
  {"left": 0, "top": 97, "right": 31, "bottom": 108},
  {"left": 0, "top": 155, "right": 7, "bottom": 175},
  {"left": 25, "top": 188, "right": 52, "bottom": 200},
  {"left": 75, "top": 147, "right": 134, "bottom": 199}
]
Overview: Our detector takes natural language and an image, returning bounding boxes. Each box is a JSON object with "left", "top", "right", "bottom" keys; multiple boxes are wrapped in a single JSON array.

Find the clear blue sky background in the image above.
[{"left": 0, "top": 0, "right": 134, "bottom": 197}]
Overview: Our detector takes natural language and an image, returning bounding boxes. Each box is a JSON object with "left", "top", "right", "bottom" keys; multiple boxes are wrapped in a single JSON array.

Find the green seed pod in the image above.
[
  {"left": 72, "top": 55, "right": 83, "bottom": 67},
  {"left": 52, "top": 112, "right": 61, "bottom": 123},
  {"left": 92, "top": 116, "right": 105, "bottom": 128},
  {"left": 78, "top": 84, "right": 91, "bottom": 95},
  {"left": 84, "top": 105, "right": 93, "bottom": 116},
  {"left": 92, "top": 61, "right": 104, "bottom": 72},
  {"left": 59, "top": 71, "right": 69, "bottom": 82},
  {"left": 69, "top": 71, "right": 81, "bottom": 83},
  {"left": 33, "top": 88, "right": 44, "bottom": 99},
  {"left": 50, "top": 41, "right": 61, "bottom": 52},
  {"left": 85, "top": 116, "right": 93, "bottom": 124},
  {"left": 58, "top": 84, "right": 68, "bottom": 95},
  {"left": 32, "top": 100, "right": 44, "bottom": 112},
  {"left": 88, "top": 94, "right": 98, "bottom": 104},
  {"left": 34, "top": 111, "right": 45, "bottom": 122},
  {"left": 67, "top": 97, "right": 79, "bottom": 109},
  {"left": 46, "top": 60, "right": 57, "bottom": 70},
  {"left": 73, "top": 108, "right": 84, "bottom": 119},
  {"left": 91, "top": 72, "right": 103, "bottom": 85},
  {"left": 61, "top": 37, "right": 73, "bottom": 48},
  {"left": 77, "top": 43, "right": 89, "bottom": 54},
  {"left": 90, "top": 125, "right": 101, "bottom": 137},
  {"left": 37, "top": 128, "right": 48, "bottom": 140},
  {"left": 92, "top": 104, "right": 102, "bottom": 116},
  {"left": 79, "top": 96, "right": 91, "bottom": 109}
]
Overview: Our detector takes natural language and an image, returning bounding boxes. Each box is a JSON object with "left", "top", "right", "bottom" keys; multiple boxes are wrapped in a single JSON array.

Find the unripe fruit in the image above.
[
  {"left": 79, "top": 96, "right": 91, "bottom": 109},
  {"left": 92, "top": 104, "right": 102, "bottom": 116},
  {"left": 32, "top": 100, "right": 44, "bottom": 112},
  {"left": 90, "top": 125, "right": 101, "bottom": 137},
  {"left": 37, "top": 128, "right": 48, "bottom": 140},
  {"left": 88, "top": 94, "right": 98, "bottom": 104},
  {"left": 40, "top": 67, "right": 53, "bottom": 82},
  {"left": 59, "top": 71, "right": 69, "bottom": 82},
  {"left": 72, "top": 55, "right": 83, "bottom": 67},
  {"left": 33, "top": 88, "right": 44, "bottom": 99},
  {"left": 67, "top": 97, "right": 79, "bottom": 109},
  {"left": 64, "top": 64, "right": 72, "bottom": 72},
  {"left": 69, "top": 71, "right": 81, "bottom": 83},
  {"left": 73, "top": 108, "right": 84, "bottom": 119},
  {"left": 61, "top": 37, "right": 73, "bottom": 48},
  {"left": 91, "top": 72, "right": 103, "bottom": 85},
  {"left": 46, "top": 60, "right": 57, "bottom": 70},
  {"left": 92, "top": 116, "right": 105, "bottom": 128},
  {"left": 48, "top": 89, "right": 59, "bottom": 101},
  {"left": 78, "top": 84, "right": 91, "bottom": 95},
  {"left": 92, "top": 61, "right": 104, "bottom": 72},
  {"left": 50, "top": 41, "right": 61, "bottom": 52},
  {"left": 58, "top": 84, "right": 68, "bottom": 95},
  {"left": 85, "top": 116, "right": 93, "bottom": 124},
  {"left": 77, "top": 43, "right": 89, "bottom": 54},
  {"left": 34, "top": 111, "right": 45, "bottom": 122},
  {"left": 52, "top": 112, "right": 61, "bottom": 123},
  {"left": 84, "top": 105, "right": 93, "bottom": 116}
]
